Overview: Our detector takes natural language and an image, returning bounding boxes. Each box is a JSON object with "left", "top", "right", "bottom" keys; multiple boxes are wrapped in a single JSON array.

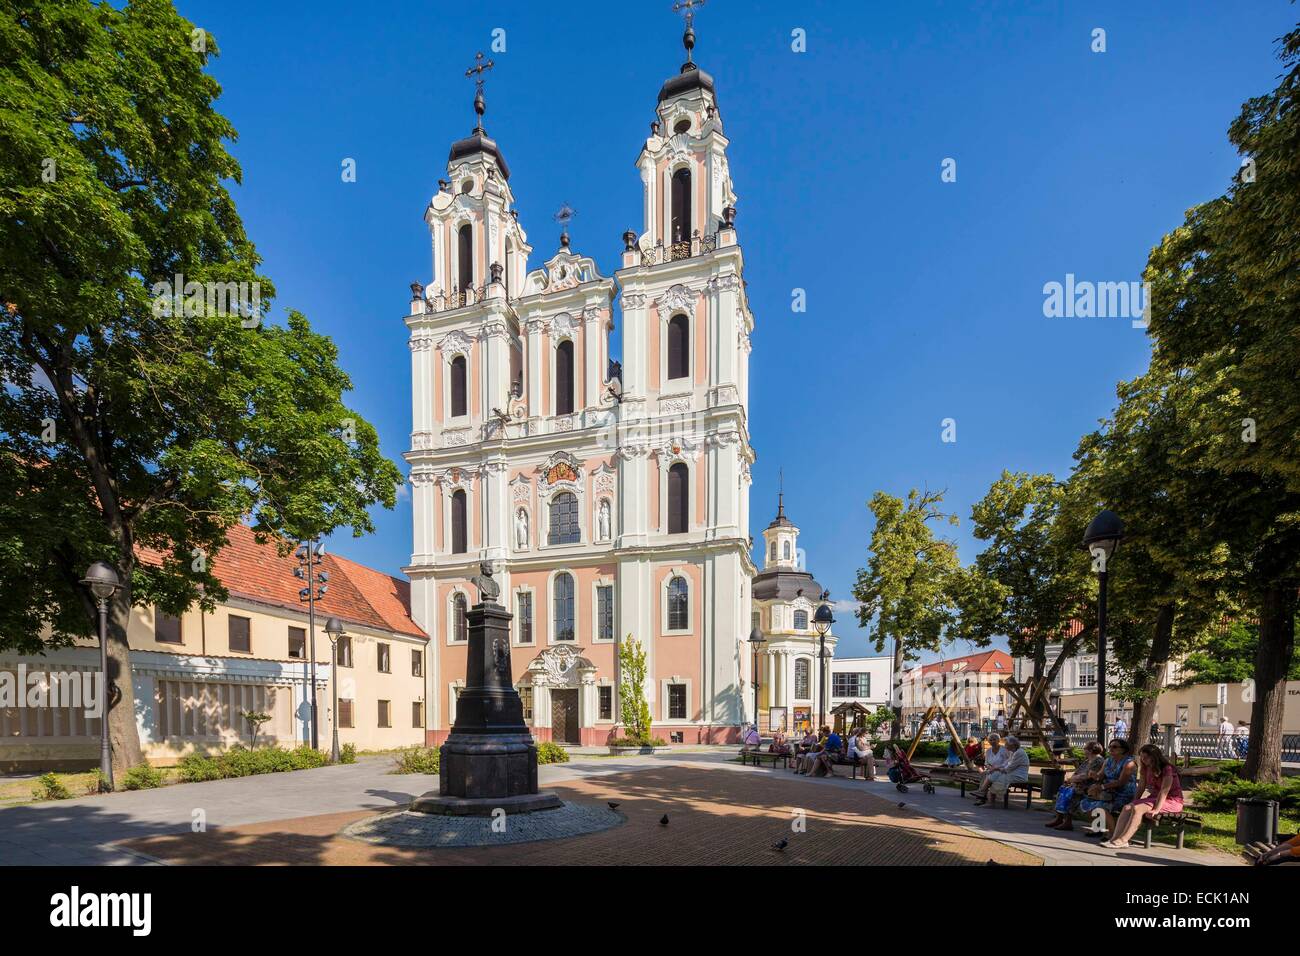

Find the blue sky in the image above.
[{"left": 179, "top": 0, "right": 1298, "bottom": 661}]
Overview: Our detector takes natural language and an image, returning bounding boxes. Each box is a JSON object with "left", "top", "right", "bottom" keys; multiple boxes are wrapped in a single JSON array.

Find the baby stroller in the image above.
[{"left": 887, "top": 744, "right": 935, "bottom": 794}]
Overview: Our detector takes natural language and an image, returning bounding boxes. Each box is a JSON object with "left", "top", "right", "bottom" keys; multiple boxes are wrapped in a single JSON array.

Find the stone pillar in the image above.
[{"left": 413, "top": 598, "right": 561, "bottom": 815}]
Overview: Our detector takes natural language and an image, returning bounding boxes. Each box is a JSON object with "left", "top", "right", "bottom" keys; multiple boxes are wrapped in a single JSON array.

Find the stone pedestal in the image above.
[{"left": 412, "top": 599, "right": 561, "bottom": 816}]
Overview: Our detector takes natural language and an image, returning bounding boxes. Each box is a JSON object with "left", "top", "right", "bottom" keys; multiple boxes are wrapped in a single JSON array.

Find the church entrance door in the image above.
[{"left": 551, "top": 689, "right": 580, "bottom": 744}]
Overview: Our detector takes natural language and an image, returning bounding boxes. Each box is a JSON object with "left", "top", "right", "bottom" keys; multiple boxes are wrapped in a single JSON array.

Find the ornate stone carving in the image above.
[
  {"left": 442, "top": 428, "right": 472, "bottom": 447},
  {"left": 537, "top": 451, "right": 582, "bottom": 493},
  {"left": 514, "top": 508, "right": 529, "bottom": 550},
  {"left": 655, "top": 283, "right": 697, "bottom": 315},
  {"left": 439, "top": 329, "right": 475, "bottom": 354},
  {"left": 621, "top": 293, "right": 647, "bottom": 310},
  {"left": 552, "top": 415, "right": 574, "bottom": 433},
  {"left": 511, "top": 476, "right": 532, "bottom": 502},
  {"left": 409, "top": 333, "right": 436, "bottom": 352},
  {"left": 550, "top": 312, "right": 578, "bottom": 337},
  {"left": 526, "top": 645, "right": 595, "bottom": 687},
  {"left": 659, "top": 396, "right": 693, "bottom": 413}
]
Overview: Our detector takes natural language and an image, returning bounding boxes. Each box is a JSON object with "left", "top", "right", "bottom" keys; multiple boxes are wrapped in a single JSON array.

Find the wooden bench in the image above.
[
  {"left": 739, "top": 749, "right": 790, "bottom": 769},
  {"left": 1140, "top": 811, "right": 1203, "bottom": 849},
  {"left": 959, "top": 775, "right": 1037, "bottom": 809}
]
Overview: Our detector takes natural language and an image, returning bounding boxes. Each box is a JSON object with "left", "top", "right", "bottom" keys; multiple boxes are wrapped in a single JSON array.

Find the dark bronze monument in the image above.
[{"left": 411, "top": 562, "right": 562, "bottom": 816}]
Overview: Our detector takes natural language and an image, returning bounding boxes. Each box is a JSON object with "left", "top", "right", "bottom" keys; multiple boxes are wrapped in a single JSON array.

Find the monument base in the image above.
[{"left": 410, "top": 791, "right": 564, "bottom": 816}]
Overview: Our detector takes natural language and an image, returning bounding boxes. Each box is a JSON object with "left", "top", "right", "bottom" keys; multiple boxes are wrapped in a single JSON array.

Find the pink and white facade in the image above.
[{"left": 404, "top": 44, "right": 757, "bottom": 746}]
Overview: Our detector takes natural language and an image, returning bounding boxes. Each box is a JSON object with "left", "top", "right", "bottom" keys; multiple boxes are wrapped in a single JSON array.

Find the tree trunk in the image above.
[
  {"left": 1130, "top": 604, "right": 1175, "bottom": 752},
  {"left": 105, "top": 582, "right": 144, "bottom": 781},
  {"left": 1244, "top": 586, "right": 1296, "bottom": 783},
  {"left": 890, "top": 640, "right": 904, "bottom": 740}
]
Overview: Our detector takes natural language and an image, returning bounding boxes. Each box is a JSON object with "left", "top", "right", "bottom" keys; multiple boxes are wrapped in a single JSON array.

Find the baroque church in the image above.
[{"left": 404, "top": 18, "right": 835, "bottom": 746}]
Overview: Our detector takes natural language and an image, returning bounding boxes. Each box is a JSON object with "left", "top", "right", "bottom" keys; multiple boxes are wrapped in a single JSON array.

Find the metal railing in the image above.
[{"left": 640, "top": 231, "right": 718, "bottom": 266}]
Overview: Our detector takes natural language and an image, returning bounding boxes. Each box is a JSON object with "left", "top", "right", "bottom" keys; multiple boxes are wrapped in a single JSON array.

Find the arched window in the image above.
[
  {"left": 453, "top": 593, "right": 468, "bottom": 643},
  {"left": 782, "top": 540, "right": 791, "bottom": 560},
  {"left": 457, "top": 223, "right": 473, "bottom": 291},
  {"left": 795, "top": 658, "right": 810, "bottom": 700},
  {"left": 553, "top": 572, "right": 575, "bottom": 641},
  {"left": 449, "top": 354, "right": 467, "bottom": 418},
  {"left": 793, "top": 610, "right": 808, "bottom": 631},
  {"left": 548, "top": 492, "right": 580, "bottom": 545},
  {"left": 671, "top": 167, "right": 692, "bottom": 244},
  {"left": 667, "top": 576, "right": 689, "bottom": 631},
  {"left": 769, "top": 540, "right": 777, "bottom": 562},
  {"left": 667, "top": 462, "right": 689, "bottom": 534},
  {"left": 667, "top": 313, "right": 690, "bottom": 380},
  {"left": 450, "top": 489, "right": 467, "bottom": 554},
  {"left": 555, "top": 340, "right": 574, "bottom": 415}
]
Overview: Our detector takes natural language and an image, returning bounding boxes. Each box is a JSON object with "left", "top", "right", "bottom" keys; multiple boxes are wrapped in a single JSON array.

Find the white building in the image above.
[
  {"left": 829, "top": 656, "right": 892, "bottom": 715},
  {"left": 404, "top": 23, "right": 758, "bottom": 746}
]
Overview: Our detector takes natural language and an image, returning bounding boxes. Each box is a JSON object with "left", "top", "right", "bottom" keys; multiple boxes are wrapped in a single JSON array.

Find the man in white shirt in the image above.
[
  {"left": 974, "top": 735, "right": 1029, "bottom": 806},
  {"left": 850, "top": 730, "right": 876, "bottom": 780},
  {"left": 1113, "top": 715, "right": 1128, "bottom": 740},
  {"left": 1218, "top": 716, "right": 1235, "bottom": 758}
]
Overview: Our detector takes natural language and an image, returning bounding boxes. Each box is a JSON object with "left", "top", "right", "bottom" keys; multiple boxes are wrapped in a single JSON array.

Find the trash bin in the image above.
[
  {"left": 1039, "top": 767, "right": 1066, "bottom": 802},
  {"left": 1235, "top": 798, "right": 1278, "bottom": 845}
]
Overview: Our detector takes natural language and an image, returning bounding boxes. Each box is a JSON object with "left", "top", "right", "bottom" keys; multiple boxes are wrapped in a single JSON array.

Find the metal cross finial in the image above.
[
  {"left": 465, "top": 51, "right": 495, "bottom": 129},
  {"left": 553, "top": 203, "right": 577, "bottom": 247},
  {"left": 672, "top": 0, "right": 704, "bottom": 64}
]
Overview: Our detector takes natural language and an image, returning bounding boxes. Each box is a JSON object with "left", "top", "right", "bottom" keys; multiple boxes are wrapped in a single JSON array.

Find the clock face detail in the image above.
[{"left": 546, "top": 461, "right": 578, "bottom": 485}]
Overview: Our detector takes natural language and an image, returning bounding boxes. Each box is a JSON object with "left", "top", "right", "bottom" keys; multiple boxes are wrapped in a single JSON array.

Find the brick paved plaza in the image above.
[{"left": 120, "top": 764, "right": 1039, "bottom": 867}]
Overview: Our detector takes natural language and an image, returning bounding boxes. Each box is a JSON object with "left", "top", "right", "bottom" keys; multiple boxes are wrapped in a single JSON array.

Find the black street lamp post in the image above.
[
  {"left": 324, "top": 617, "right": 344, "bottom": 763},
  {"left": 813, "top": 601, "right": 834, "bottom": 730},
  {"left": 1083, "top": 509, "right": 1124, "bottom": 745},
  {"left": 747, "top": 626, "right": 766, "bottom": 734},
  {"left": 81, "top": 561, "right": 121, "bottom": 791}
]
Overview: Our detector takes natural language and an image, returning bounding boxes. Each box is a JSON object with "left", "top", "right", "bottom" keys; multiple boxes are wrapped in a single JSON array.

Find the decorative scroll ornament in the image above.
[
  {"left": 527, "top": 644, "right": 595, "bottom": 686},
  {"left": 440, "top": 329, "right": 475, "bottom": 354},
  {"left": 656, "top": 283, "right": 697, "bottom": 314},
  {"left": 538, "top": 451, "right": 582, "bottom": 492},
  {"left": 550, "top": 312, "right": 578, "bottom": 337}
]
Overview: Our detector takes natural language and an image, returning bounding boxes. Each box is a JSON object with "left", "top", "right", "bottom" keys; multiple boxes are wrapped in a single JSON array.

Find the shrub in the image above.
[
  {"left": 610, "top": 736, "right": 667, "bottom": 748},
  {"left": 1191, "top": 775, "right": 1300, "bottom": 812},
  {"left": 87, "top": 769, "right": 110, "bottom": 794},
  {"left": 175, "top": 745, "right": 328, "bottom": 782},
  {"left": 1026, "top": 745, "right": 1084, "bottom": 764},
  {"left": 121, "top": 764, "right": 164, "bottom": 790},
  {"left": 536, "top": 741, "right": 569, "bottom": 764},
  {"left": 339, "top": 742, "right": 357, "bottom": 764},
  {"left": 32, "top": 772, "right": 71, "bottom": 801},
  {"left": 392, "top": 747, "right": 440, "bottom": 774}
]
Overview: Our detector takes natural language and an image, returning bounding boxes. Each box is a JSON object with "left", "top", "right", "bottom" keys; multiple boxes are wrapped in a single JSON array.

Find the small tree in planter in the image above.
[
  {"left": 618, "top": 634, "right": 653, "bottom": 747},
  {"left": 241, "top": 710, "right": 271, "bottom": 749}
]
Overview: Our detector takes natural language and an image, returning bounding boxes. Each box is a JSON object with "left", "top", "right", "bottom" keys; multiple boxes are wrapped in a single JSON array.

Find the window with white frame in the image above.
[
  {"left": 452, "top": 593, "right": 468, "bottom": 643},
  {"left": 1077, "top": 660, "right": 1097, "bottom": 688},
  {"left": 795, "top": 658, "right": 811, "bottom": 700},
  {"left": 597, "top": 585, "right": 614, "bottom": 641},
  {"left": 667, "top": 683, "right": 687, "bottom": 720},
  {"left": 548, "top": 492, "right": 580, "bottom": 545},
  {"left": 832, "top": 672, "right": 869, "bottom": 698},
  {"left": 793, "top": 609, "right": 808, "bottom": 630},
  {"left": 598, "top": 685, "right": 613, "bottom": 721},
  {"left": 666, "top": 576, "right": 689, "bottom": 631},
  {"left": 553, "top": 572, "right": 575, "bottom": 641},
  {"left": 519, "top": 685, "right": 533, "bottom": 722},
  {"left": 516, "top": 591, "right": 533, "bottom": 644}
]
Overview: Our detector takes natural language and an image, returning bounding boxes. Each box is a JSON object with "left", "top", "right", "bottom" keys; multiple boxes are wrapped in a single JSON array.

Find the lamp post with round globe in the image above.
[{"left": 80, "top": 561, "right": 121, "bottom": 790}]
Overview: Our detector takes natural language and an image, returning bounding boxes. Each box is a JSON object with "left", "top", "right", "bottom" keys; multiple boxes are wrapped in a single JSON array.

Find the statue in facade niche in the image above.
[
  {"left": 598, "top": 499, "right": 611, "bottom": 541},
  {"left": 515, "top": 508, "right": 529, "bottom": 549}
]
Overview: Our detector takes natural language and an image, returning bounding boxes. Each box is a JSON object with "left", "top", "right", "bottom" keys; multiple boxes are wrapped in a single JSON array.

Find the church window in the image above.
[
  {"left": 667, "top": 463, "right": 689, "bottom": 534},
  {"left": 795, "top": 659, "right": 810, "bottom": 699},
  {"left": 555, "top": 340, "right": 575, "bottom": 415},
  {"left": 668, "top": 683, "right": 688, "bottom": 720},
  {"left": 450, "top": 489, "right": 467, "bottom": 554},
  {"left": 597, "top": 585, "right": 614, "bottom": 641},
  {"left": 667, "top": 575, "right": 689, "bottom": 631},
  {"left": 449, "top": 354, "right": 467, "bottom": 418},
  {"left": 769, "top": 540, "right": 776, "bottom": 562},
  {"left": 782, "top": 540, "right": 791, "bottom": 560},
  {"left": 457, "top": 223, "right": 473, "bottom": 291},
  {"left": 793, "top": 610, "right": 808, "bottom": 631},
  {"left": 516, "top": 592, "right": 533, "bottom": 645},
  {"left": 548, "top": 492, "right": 580, "bottom": 545},
  {"left": 553, "top": 572, "right": 575, "bottom": 642},
  {"left": 671, "top": 167, "right": 692, "bottom": 244},
  {"left": 667, "top": 314, "right": 690, "bottom": 380},
  {"left": 598, "top": 685, "right": 613, "bottom": 721},
  {"left": 453, "top": 593, "right": 468, "bottom": 643}
]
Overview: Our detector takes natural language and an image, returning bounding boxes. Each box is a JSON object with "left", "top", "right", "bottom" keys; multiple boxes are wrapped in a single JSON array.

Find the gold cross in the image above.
[{"left": 465, "top": 51, "right": 494, "bottom": 90}]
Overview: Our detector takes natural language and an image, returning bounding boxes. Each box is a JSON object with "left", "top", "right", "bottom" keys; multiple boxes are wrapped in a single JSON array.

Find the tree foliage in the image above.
[{"left": 0, "top": 0, "right": 402, "bottom": 776}]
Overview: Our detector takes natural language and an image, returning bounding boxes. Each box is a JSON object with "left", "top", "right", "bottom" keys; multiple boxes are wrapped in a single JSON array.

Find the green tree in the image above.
[
  {"left": 852, "top": 489, "right": 963, "bottom": 737},
  {"left": 1178, "top": 621, "right": 1300, "bottom": 686},
  {"left": 618, "top": 635, "right": 652, "bottom": 745},
  {"left": 1139, "top": 23, "right": 1300, "bottom": 780},
  {"left": 0, "top": 0, "right": 401, "bottom": 778},
  {"left": 964, "top": 472, "right": 1093, "bottom": 689}
]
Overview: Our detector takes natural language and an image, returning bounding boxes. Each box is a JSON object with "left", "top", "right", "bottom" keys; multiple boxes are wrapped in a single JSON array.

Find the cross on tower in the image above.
[
  {"left": 464, "top": 51, "right": 495, "bottom": 130},
  {"left": 672, "top": 0, "right": 705, "bottom": 65}
]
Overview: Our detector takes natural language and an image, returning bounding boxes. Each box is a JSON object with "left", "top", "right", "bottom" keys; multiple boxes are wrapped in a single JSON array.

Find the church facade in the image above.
[{"left": 403, "top": 28, "right": 772, "bottom": 746}]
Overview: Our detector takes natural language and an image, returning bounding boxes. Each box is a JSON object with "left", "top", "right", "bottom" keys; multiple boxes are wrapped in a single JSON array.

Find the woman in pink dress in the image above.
[{"left": 1101, "top": 744, "right": 1184, "bottom": 849}]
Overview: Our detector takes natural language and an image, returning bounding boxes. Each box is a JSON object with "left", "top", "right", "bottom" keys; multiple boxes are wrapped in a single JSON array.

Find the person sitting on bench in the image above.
[
  {"left": 850, "top": 728, "right": 876, "bottom": 779},
  {"left": 1102, "top": 743, "right": 1184, "bottom": 849},
  {"left": 769, "top": 731, "right": 792, "bottom": 756},
  {"left": 964, "top": 736, "right": 983, "bottom": 767},
  {"left": 1045, "top": 740, "right": 1104, "bottom": 830},
  {"left": 741, "top": 724, "right": 761, "bottom": 751},
  {"left": 808, "top": 727, "right": 844, "bottom": 777},
  {"left": 973, "top": 735, "right": 1029, "bottom": 806},
  {"left": 1256, "top": 834, "right": 1300, "bottom": 866},
  {"left": 1079, "top": 738, "right": 1137, "bottom": 839}
]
